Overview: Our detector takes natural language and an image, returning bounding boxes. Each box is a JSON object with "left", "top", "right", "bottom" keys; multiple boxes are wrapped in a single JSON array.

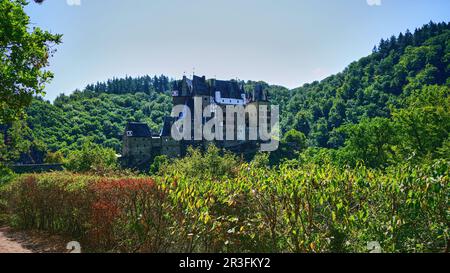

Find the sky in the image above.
[{"left": 25, "top": 0, "right": 450, "bottom": 101}]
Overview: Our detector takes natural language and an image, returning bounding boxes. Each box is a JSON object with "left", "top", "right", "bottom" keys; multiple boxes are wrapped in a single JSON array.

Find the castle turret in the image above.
[
  {"left": 252, "top": 84, "right": 268, "bottom": 102},
  {"left": 122, "top": 122, "right": 154, "bottom": 168}
]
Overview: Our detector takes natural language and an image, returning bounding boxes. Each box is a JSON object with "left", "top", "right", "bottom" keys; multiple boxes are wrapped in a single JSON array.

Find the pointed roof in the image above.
[
  {"left": 213, "top": 79, "right": 244, "bottom": 99},
  {"left": 125, "top": 122, "right": 152, "bottom": 137},
  {"left": 253, "top": 84, "right": 268, "bottom": 102},
  {"left": 192, "top": 75, "right": 210, "bottom": 96},
  {"left": 160, "top": 117, "right": 175, "bottom": 137}
]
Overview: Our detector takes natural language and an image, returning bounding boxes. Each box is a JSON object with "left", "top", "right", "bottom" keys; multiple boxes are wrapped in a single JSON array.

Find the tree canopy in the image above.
[{"left": 0, "top": 0, "right": 61, "bottom": 123}]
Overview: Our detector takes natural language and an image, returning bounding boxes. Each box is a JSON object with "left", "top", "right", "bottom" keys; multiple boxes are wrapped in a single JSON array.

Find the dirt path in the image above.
[
  {"left": 0, "top": 227, "right": 31, "bottom": 253},
  {"left": 0, "top": 226, "right": 68, "bottom": 253}
]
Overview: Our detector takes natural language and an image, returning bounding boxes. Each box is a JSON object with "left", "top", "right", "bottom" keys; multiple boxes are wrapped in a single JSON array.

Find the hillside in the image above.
[
  {"left": 26, "top": 76, "right": 173, "bottom": 153},
  {"left": 20, "top": 22, "right": 450, "bottom": 162},
  {"left": 282, "top": 21, "right": 450, "bottom": 147}
]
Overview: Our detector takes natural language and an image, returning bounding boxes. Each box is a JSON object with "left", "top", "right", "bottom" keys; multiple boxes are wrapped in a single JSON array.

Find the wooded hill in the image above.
[{"left": 14, "top": 21, "right": 449, "bottom": 166}]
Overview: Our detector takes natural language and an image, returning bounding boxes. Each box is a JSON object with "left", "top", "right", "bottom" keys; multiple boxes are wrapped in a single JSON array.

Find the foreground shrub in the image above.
[
  {"left": 44, "top": 151, "right": 65, "bottom": 164},
  {"left": 4, "top": 160, "right": 449, "bottom": 253},
  {"left": 0, "top": 165, "right": 15, "bottom": 186},
  {"left": 6, "top": 172, "right": 95, "bottom": 236},
  {"left": 88, "top": 178, "right": 170, "bottom": 252},
  {"left": 5, "top": 173, "right": 171, "bottom": 253}
]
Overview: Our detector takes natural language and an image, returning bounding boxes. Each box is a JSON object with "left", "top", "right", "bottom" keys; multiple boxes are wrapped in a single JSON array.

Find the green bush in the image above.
[
  {"left": 65, "top": 142, "right": 117, "bottom": 174},
  {"left": 44, "top": 151, "right": 65, "bottom": 164},
  {"left": 0, "top": 165, "right": 16, "bottom": 224},
  {"left": 149, "top": 155, "right": 169, "bottom": 175},
  {"left": 0, "top": 165, "right": 15, "bottom": 186},
  {"left": 161, "top": 145, "right": 241, "bottom": 180}
]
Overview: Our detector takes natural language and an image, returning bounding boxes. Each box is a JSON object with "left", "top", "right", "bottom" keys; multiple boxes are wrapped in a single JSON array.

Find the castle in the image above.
[{"left": 121, "top": 75, "right": 270, "bottom": 168}]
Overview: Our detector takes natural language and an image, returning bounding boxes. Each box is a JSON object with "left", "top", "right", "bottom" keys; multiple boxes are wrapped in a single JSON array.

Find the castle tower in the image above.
[
  {"left": 248, "top": 84, "right": 270, "bottom": 144},
  {"left": 122, "top": 122, "right": 154, "bottom": 167}
]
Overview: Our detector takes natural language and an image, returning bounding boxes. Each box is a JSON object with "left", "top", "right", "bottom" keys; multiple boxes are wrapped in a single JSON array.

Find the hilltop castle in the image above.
[{"left": 121, "top": 75, "right": 270, "bottom": 168}]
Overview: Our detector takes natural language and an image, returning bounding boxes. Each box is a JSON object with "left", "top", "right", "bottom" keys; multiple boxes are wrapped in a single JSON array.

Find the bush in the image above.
[
  {"left": 251, "top": 152, "right": 270, "bottom": 168},
  {"left": 44, "top": 151, "right": 65, "bottom": 164},
  {"left": 149, "top": 155, "right": 169, "bottom": 175},
  {"left": 0, "top": 165, "right": 15, "bottom": 186},
  {"left": 161, "top": 145, "right": 241, "bottom": 180},
  {"left": 5, "top": 173, "right": 170, "bottom": 252},
  {"left": 0, "top": 165, "right": 16, "bottom": 224},
  {"left": 88, "top": 177, "right": 170, "bottom": 252},
  {"left": 65, "top": 142, "right": 117, "bottom": 174},
  {"left": 4, "top": 160, "right": 449, "bottom": 253}
]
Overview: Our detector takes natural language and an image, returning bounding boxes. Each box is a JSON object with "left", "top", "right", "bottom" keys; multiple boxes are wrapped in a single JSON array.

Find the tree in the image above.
[
  {"left": 337, "top": 117, "right": 395, "bottom": 168},
  {"left": 393, "top": 85, "right": 450, "bottom": 160},
  {"left": 66, "top": 141, "right": 118, "bottom": 173},
  {"left": 282, "top": 129, "right": 307, "bottom": 152},
  {"left": 0, "top": 120, "right": 33, "bottom": 163},
  {"left": 161, "top": 145, "right": 240, "bottom": 180},
  {"left": 0, "top": 0, "right": 62, "bottom": 123},
  {"left": 310, "top": 118, "right": 329, "bottom": 147},
  {"left": 292, "top": 111, "right": 311, "bottom": 135},
  {"left": 269, "top": 129, "right": 307, "bottom": 164}
]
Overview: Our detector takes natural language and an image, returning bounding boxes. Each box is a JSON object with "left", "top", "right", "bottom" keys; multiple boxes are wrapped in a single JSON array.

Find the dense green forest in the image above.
[
  {"left": 283, "top": 22, "right": 450, "bottom": 148},
  {"left": 27, "top": 76, "right": 174, "bottom": 153},
  {"left": 10, "top": 21, "right": 448, "bottom": 168}
]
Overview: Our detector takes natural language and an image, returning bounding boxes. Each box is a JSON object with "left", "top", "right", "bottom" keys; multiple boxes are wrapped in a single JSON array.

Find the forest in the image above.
[{"left": 0, "top": 0, "right": 449, "bottom": 253}]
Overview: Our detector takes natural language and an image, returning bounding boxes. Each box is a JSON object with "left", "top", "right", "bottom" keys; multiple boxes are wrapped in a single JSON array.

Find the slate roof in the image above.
[
  {"left": 192, "top": 75, "right": 210, "bottom": 96},
  {"left": 160, "top": 117, "right": 175, "bottom": 137},
  {"left": 125, "top": 122, "right": 152, "bottom": 137},
  {"left": 213, "top": 79, "right": 244, "bottom": 99},
  {"left": 173, "top": 76, "right": 245, "bottom": 99},
  {"left": 253, "top": 84, "right": 268, "bottom": 102}
]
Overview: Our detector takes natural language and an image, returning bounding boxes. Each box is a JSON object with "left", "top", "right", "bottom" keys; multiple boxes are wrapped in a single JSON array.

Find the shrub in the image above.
[
  {"left": 250, "top": 152, "right": 270, "bottom": 169},
  {"left": 65, "top": 142, "right": 117, "bottom": 174},
  {"left": 88, "top": 178, "right": 170, "bottom": 252},
  {"left": 0, "top": 165, "right": 15, "bottom": 186},
  {"left": 5, "top": 173, "right": 171, "bottom": 252},
  {"left": 0, "top": 165, "right": 16, "bottom": 223},
  {"left": 161, "top": 145, "right": 241, "bottom": 180},
  {"left": 4, "top": 159, "right": 449, "bottom": 253},
  {"left": 44, "top": 151, "right": 65, "bottom": 164},
  {"left": 149, "top": 155, "right": 169, "bottom": 175}
]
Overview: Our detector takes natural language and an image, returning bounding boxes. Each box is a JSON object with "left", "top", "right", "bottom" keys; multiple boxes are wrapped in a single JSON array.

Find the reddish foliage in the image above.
[
  {"left": 8, "top": 175, "right": 170, "bottom": 252},
  {"left": 87, "top": 177, "right": 167, "bottom": 251}
]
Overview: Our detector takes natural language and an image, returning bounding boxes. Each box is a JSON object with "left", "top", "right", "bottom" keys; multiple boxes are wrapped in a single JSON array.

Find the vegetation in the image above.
[
  {"left": 26, "top": 85, "right": 173, "bottom": 154},
  {"left": 159, "top": 145, "right": 241, "bottom": 180},
  {"left": 2, "top": 153, "right": 448, "bottom": 253},
  {"left": 0, "top": 2, "right": 448, "bottom": 253},
  {"left": 282, "top": 22, "right": 450, "bottom": 151},
  {"left": 0, "top": 0, "right": 61, "bottom": 123},
  {"left": 4, "top": 22, "right": 446, "bottom": 165},
  {"left": 22, "top": 76, "right": 287, "bottom": 155},
  {"left": 65, "top": 141, "right": 118, "bottom": 174},
  {"left": 330, "top": 85, "right": 450, "bottom": 168}
]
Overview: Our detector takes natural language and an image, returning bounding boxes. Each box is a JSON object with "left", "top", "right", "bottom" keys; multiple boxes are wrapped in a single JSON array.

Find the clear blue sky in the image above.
[{"left": 25, "top": 0, "right": 450, "bottom": 101}]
